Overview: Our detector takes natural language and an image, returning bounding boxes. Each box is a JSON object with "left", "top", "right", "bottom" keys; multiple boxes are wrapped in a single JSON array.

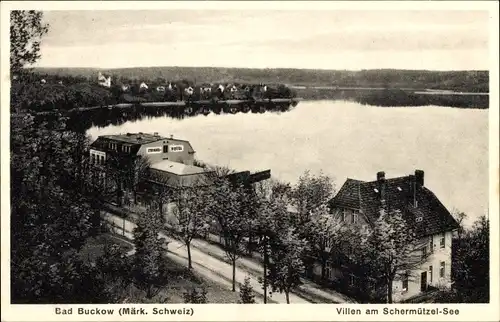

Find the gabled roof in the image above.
[
  {"left": 330, "top": 174, "right": 459, "bottom": 237},
  {"left": 150, "top": 160, "right": 206, "bottom": 176}
]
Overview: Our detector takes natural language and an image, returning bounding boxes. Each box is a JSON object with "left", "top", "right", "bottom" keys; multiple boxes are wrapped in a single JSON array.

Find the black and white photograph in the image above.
[{"left": 2, "top": 1, "right": 498, "bottom": 320}]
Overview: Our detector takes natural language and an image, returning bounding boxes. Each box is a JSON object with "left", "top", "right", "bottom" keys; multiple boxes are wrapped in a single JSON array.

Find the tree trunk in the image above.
[
  {"left": 285, "top": 290, "right": 290, "bottom": 304},
  {"left": 263, "top": 240, "right": 268, "bottom": 304},
  {"left": 187, "top": 242, "right": 192, "bottom": 269},
  {"left": 386, "top": 277, "right": 393, "bottom": 304},
  {"left": 232, "top": 257, "right": 236, "bottom": 292},
  {"left": 321, "top": 258, "right": 326, "bottom": 281}
]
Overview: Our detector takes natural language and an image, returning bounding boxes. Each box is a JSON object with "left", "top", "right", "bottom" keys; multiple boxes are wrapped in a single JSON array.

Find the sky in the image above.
[{"left": 35, "top": 10, "right": 490, "bottom": 70}]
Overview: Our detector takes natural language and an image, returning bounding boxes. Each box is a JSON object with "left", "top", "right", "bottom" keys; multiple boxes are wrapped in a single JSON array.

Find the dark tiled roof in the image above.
[{"left": 330, "top": 174, "right": 459, "bottom": 237}]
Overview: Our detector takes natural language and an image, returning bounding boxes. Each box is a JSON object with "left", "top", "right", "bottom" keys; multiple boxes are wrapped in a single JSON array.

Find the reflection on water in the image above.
[{"left": 88, "top": 100, "right": 489, "bottom": 227}]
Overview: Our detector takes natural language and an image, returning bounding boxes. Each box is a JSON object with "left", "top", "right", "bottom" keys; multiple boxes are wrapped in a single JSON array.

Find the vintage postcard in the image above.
[{"left": 1, "top": 1, "right": 499, "bottom": 321}]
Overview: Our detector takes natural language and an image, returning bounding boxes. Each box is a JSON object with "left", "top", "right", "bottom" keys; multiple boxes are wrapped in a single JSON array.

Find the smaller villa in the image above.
[{"left": 325, "top": 170, "right": 459, "bottom": 302}]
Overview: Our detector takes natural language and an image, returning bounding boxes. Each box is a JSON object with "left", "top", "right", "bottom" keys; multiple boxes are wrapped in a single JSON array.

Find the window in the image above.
[
  {"left": 342, "top": 209, "right": 347, "bottom": 222},
  {"left": 440, "top": 233, "right": 446, "bottom": 249},
  {"left": 122, "top": 145, "right": 131, "bottom": 153},
  {"left": 402, "top": 273, "right": 409, "bottom": 291},
  {"left": 100, "top": 155, "right": 105, "bottom": 165},
  {"left": 90, "top": 153, "right": 95, "bottom": 164},
  {"left": 429, "top": 266, "right": 433, "bottom": 283},
  {"left": 429, "top": 237, "right": 434, "bottom": 253},
  {"left": 163, "top": 145, "right": 169, "bottom": 153},
  {"left": 416, "top": 216, "right": 423, "bottom": 223},
  {"left": 440, "top": 262, "right": 445, "bottom": 278},
  {"left": 352, "top": 213, "right": 358, "bottom": 224}
]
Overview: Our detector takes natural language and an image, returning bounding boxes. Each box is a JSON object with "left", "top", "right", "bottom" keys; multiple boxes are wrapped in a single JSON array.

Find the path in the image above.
[{"left": 105, "top": 213, "right": 309, "bottom": 303}]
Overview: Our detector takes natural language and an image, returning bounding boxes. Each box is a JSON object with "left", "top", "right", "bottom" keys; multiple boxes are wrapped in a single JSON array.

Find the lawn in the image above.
[
  {"left": 80, "top": 232, "right": 243, "bottom": 303},
  {"left": 160, "top": 257, "right": 242, "bottom": 304},
  {"left": 78, "top": 233, "right": 133, "bottom": 264}
]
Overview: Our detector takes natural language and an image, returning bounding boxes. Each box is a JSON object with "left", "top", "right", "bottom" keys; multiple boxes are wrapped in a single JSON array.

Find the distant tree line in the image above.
[{"left": 34, "top": 67, "right": 489, "bottom": 94}]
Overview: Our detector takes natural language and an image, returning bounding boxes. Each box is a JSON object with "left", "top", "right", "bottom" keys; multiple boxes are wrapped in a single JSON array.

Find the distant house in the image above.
[
  {"left": 98, "top": 72, "right": 112, "bottom": 88},
  {"left": 121, "top": 84, "right": 130, "bottom": 92},
  {"left": 325, "top": 170, "right": 459, "bottom": 302},
  {"left": 40, "top": 79, "right": 47, "bottom": 84},
  {"left": 156, "top": 86, "right": 166, "bottom": 92},
  {"left": 139, "top": 82, "right": 148, "bottom": 90}
]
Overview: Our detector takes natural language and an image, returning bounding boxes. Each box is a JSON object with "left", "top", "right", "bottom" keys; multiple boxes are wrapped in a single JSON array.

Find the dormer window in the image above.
[
  {"left": 352, "top": 213, "right": 358, "bottom": 224},
  {"left": 416, "top": 216, "right": 423, "bottom": 223},
  {"left": 108, "top": 142, "right": 117, "bottom": 150},
  {"left": 122, "top": 145, "right": 131, "bottom": 153}
]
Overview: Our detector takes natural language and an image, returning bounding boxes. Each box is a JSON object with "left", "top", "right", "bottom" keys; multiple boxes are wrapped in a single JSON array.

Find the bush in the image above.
[
  {"left": 183, "top": 287, "right": 208, "bottom": 303},
  {"left": 239, "top": 276, "right": 256, "bottom": 304}
]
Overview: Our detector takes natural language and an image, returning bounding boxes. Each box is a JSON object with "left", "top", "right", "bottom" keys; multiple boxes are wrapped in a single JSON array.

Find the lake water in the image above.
[{"left": 88, "top": 100, "right": 489, "bottom": 227}]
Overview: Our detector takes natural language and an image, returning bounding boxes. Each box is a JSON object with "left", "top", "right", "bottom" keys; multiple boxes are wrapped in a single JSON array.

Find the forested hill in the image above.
[{"left": 33, "top": 67, "right": 489, "bottom": 93}]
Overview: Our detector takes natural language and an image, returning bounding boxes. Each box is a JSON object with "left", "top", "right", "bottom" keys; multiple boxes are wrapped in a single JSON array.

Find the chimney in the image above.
[
  {"left": 409, "top": 174, "right": 417, "bottom": 207},
  {"left": 154, "top": 132, "right": 159, "bottom": 136},
  {"left": 415, "top": 170, "right": 424, "bottom": 187},
  {"left": 170, "top": 134, "right": 174, "bottom": 139},
  {"left": 377, "top": 171, "right": 386, "bottom": 202}
]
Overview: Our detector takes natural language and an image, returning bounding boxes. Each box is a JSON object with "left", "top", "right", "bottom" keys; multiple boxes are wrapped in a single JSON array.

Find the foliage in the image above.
[
  {"left": 239, "top": 276, "right": 256, "bottom": 304},
  {"left": 33, "top": 66, "right": 489, "bottom": 93},
  {"left": 183, "top": 288, "right": 208, "bottom": 304},
  {"left": 352, "top": 208, "right": 429, "bottom": 303},
  {"left": 450, "top": 215, "right": 489, "bottom": 303},
  {"left": 131, "top": 208, "right": 168, "bottom": 299},
  {"left": 267, "top": 228, "right": 308, "bottom": 304},
  {"left": 10, "top": 113, "right": 104, "bottom": 303},
  {"left": 205, "top": 172, "right": 251, "bottom": 291},
  {"left": 172, "top": 186, "right": 210, "bottom": 269},
  {"left": 290, "top": 170, "right": 335, "bottom": 224},
  {"left": 10, "top": 11, "right": 49, "bottom": 73},
  {"left": 303, "top": 204, "right": 344, "bottom": 280}
]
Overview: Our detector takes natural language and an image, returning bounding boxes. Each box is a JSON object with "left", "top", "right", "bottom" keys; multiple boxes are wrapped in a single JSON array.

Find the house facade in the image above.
[
  {"left": 325, "top": 170, "right": 459, "bottom": 302},
  {"left": 88, "top": 132, "right": 207, "bottom": 203}
]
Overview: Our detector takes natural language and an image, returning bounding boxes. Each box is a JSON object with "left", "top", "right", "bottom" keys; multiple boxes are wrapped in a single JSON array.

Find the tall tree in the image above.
[
  {"left": 131, "top": 207, "right": 168, "bottom": 299},
  {"left": 355, "top": 208, "right": 429, "bottom": 303},
  {"left": 303, "top": 204, "right": 344, "bottom": 281},
  {"left": 206, "top": 172, "right": 249, "bottom": 291},
  {"left": 253, "top": 179, "right": 292, "bottom": 303},
  {"left": 10, "top": 10, "right": 49, "bottom": 74},
  {"left": 267, "top": 228, "right": 308, "bottom": 304},
  {"left": 172, "top": 185, "right": 210, "bottom": 269},
  {"left": 10, "top": 115, "right": 101, "bottom": 303},
  {"left": 290, "top": 170, "right": 335, "bottom": 224},
  {"left": 450, "top": 215, "right": 489, "bottom": 302}
]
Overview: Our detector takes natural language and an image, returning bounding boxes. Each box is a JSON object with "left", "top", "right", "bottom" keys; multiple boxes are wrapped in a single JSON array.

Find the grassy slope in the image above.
[
  {"left": 33, "top": 67, "right": 489, "bottom": 92},
  {"left": 79, "top": 233, "right": 244, "bottom": 303}
]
